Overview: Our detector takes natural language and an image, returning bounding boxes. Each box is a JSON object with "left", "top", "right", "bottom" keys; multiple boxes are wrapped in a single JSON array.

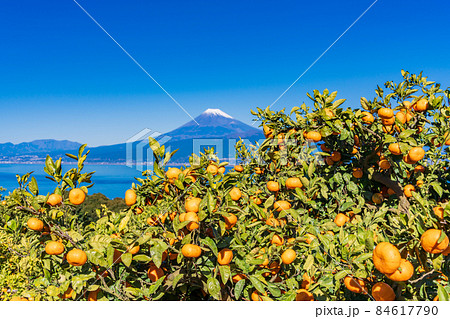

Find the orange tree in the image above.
[{"left": 0, "top": 70, "right": 449, "bottom": 301}]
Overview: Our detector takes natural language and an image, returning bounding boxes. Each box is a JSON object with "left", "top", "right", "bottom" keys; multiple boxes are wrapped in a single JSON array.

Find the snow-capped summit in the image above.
[{"left": 202, "top": 108, "right": 233, "bottom": 119}]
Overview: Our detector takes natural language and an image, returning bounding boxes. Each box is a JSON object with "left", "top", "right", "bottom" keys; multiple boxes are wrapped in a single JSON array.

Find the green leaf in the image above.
[
  {"left": 201, "top": 237, "right": 218, "bottom": 256},
  {"left": 219, "top": 265, "right": 231, "bottom": 284},
  {"left": 133, "top": 254, "right": 152, "bottom": 263},
  {"left": 118, "top": 211, "right": 131, "bottom": 232},
  {"left": 303, "top": 254, "right": 314, "bottom": 271},
  {"left": 121, "top": 253, "right": 132, "bottom": 267},
  {"left": 207, "top": 277, "right": 221, "bottom": 300},
  {"left": 28, "top": 176, "right": 39, "bottom": 195},
  {"left": 248, "top": 275, "right": 265, "bottom": 294},
  {"left": 234, "top": 279, "right": 246, "bottom": 299}
]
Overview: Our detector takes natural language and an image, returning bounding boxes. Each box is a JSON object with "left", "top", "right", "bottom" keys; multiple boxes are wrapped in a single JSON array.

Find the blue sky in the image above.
[{"left": 0, "top": 0, "right": 449, "bottom": 146}]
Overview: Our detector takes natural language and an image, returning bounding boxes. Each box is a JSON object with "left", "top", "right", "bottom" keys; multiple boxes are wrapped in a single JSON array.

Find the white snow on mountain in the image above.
[{"left": 202, "top": 108, "right": 233, "bottom": 119}]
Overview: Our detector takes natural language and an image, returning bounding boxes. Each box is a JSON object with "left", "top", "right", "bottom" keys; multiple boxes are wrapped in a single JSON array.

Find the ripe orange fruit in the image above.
[
  {"left": 147, "top": 264, "right": 164, "bottom": 282},
  {"left": 433, "top": 206, "right": 444, "bottom": 219},
  {"left": 274, "top": 200, "right": 291, "bottom": 212},
  {"left": 87, "top": 289, "right": 99, "bottom": 301},
  {"left": 68, "top": 188, "right": 86, "bottom": 205},
  {"left": 304, "top": 233, "right": 316, "bottom": 244},
  {"left": 271, "top": 234, "right": 284, "bottom": 246},
  {"left": 45, "top": 241, "right": 65, "bottom": 255},
  {"left": 416, "top": 180, "right": 424, "bottom": 188},
  {"left": 185, "top": 197, "right": 201, "bottom": 213},
  {"left": 408, "top": 147, "right": 425, "bottom": 162},
  {"left": 414, "top": 98, "right": 428, "bottom": 112},
  {"left": 381, "top": 117, "right": 395, "bottom": 125},
  {"left": 166, "top": 167, "right": 182, "bottom": 184},
  {"left": 306, "top": 131, "right": 322, "bottom": 142},
  {"left": 267, "top": 181, "right": 280, "bottom": 192},
  {"left": 281, "top": 249, "right": 296, "bottom": 264},
  {"left": 66, "top": 249, "right": 87, "bottom": 266},
  {"left": 178, "top": 212, "right": 187, "bottom": 223},
  {"left": 334, "top": 213, "right": 350, "bottom": 227},
  {"left": 420, "top": 229, "right": 449, "bottom": 254},
  {"left": 234, "top": 165, "right": 244, "bottom": 172},
  {"left": 61, "top": 287, "right": 74, "bottom": 300},
  {"left": 124, "top": 189, "right": 137, "bottom": 206},
  {"left": 372, "top": 242, "right": 401, "bottom": 274},
  {"left": 27, "top": 217, "right": 44, "bottom": 231},
  {"left": 232, "top": 274, "right": 246, "bottom": 283},
  {"left": 263, "top": 124, "right": 273, "bottom": 138},
  {"left": 224, "top": 213, "right": 237, "bottom": 229},
  {"left": 403, "top": 101, "right": 412, "bottom": 109},
  {"left": 442, "top": 245, "right": 450, "bottom": 256},
  {"left": 295, "top": 289, "right": 314, "bottom": 301},
  {"left": 286, "top": 177, "right": 302, "bottom": 189},
  {"left": 352, "top": 168, "right": 363, "bottom": 179},
  {"left": 403, "top": 154, "right": 416, "bottom": 165},
  {"left": 265, "top": 218, "right": 280, "bottom": 227},
  {"left": 47, "top": 193, "right": 62, "bottom": 206},
  {"left": 386, "top": 259, "right": 414, "bottom": 281},
  {"left": 372, "top": 193, "right": 383, "bottom": 204},
  {"left": 414, "top": 165, "right": 425, "bottom": 173},
  {"left": 330, "top": 151, "right": 342, "bottom": 162},
  {"left": 229, "top": 187, "right": 242, "bottom": 201},
  {"left": 378, "top": 108, "right": 394, "bottom": 119},
  {"left": 344, "top": 276, "right": 367, "bottom": 294},
  {"left": 218, "top": 166, "right": 226, "bottom": 174},
  {"left": 181, "top": 244, "right": 202, "bottom": 258},
  {"left": 206, "top": 164, "right": 218, "bottom": 175},
  {"left": 361, "top": 112, "right": 374, "bottom": 124},
  {"left": 185, "top": 212, "right": 199, "bottom": 231},
  {"left": 372, "top": 282, "right": 395, "bottom": 301},
  {"left": 395, "top": 111, "right": 407, "bottom": 124},
  {"left": 254, "top": 167, "right": 264, "bottom": 174},
  {"left": 378, "top": 159, "right": 391, "bottom": 170},
  {"left": 403, "top": 185, "right": 415, "bottom": 198},
  {"left": 251, "top": 290, "right": 264, "bottom": 301},
  {"left": 128, "top": 244, "right": 140, "bottom": 255},
  {"left": 388, "top": 143, "right": 402, "bottom": 155},
  {"left": 217, "top": 248, "right": 233, "bottom": 265}
]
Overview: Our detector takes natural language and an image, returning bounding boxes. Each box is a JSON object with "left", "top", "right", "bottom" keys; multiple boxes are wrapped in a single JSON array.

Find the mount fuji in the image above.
[{"left": 0, "top": 109, "right": 264, "bottom": 164}]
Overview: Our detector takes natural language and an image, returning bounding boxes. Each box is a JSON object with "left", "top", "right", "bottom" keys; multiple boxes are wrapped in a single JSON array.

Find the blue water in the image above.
[{"left": 0, "top": 164, "right": 146, "bottom": 199}]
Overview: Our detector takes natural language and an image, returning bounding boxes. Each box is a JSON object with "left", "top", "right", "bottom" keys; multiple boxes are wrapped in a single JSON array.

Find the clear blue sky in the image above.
[{"left": 1, "top": 0, "right": 449, "bottom": 146}]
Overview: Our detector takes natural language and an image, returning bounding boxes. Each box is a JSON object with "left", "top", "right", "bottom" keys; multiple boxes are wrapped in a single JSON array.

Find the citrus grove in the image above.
[{"left": 0, "top": 71, "right": 449, "bottom": 301}]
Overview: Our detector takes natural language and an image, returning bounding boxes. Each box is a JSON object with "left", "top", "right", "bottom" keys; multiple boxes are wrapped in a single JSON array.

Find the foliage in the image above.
[{"left": 0, "top": 71, "right": 449, "bottom": 301}]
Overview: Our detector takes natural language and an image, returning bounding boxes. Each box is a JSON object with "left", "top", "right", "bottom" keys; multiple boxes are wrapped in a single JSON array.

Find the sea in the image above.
[{"left": 0, "top": 164, "right": 153, "bottom": 199}]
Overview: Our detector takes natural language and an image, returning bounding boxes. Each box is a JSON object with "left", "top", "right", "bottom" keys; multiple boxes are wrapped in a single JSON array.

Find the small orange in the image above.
[
  {"left": 166, "top": 167, "right": 182, "bottom": 184},
  {"left": 124, "top": 189, "right": 137, "bottom": 206},
  {"left": 217, "top": 248, "right": 233, "bottom": 265},
  {"left": 185, "top": 197, "right": 201, "bottom": 213},
  {"left": 420, "top": 229, "right": 449, "bottom": 254},
  {"left": 379, "top": 159, "right": 391, "bottom": 170},
  {"left": 251, "top": 290, "right": 264, "bottom": 301},
  {"left": 372, "top": 282, "right": 396, "bottom": 301},
  {"left": 381, "top": 117, "right": 395, "bottom": 125},
  {"left": 414, "top": 98, "right": 428, "bottom": 112},
  {"left": 27, "top": 217, "right": 44, "bottom": 231},
  {"left": 403, "top": 185, "right": 415, "bottom": 198},
  {"left": 330, "top": 151, "right": 342, "bottom": 162},
  {"left": 334, "top": 213, "right": 350, "bottom": 227},
  {"left": 433, "top": 206, "right": 444, "bottom": 219},
  {"left": 304, "top": 233, "right": 316, "bottom": 244},
  {"left": 229, "top": 187, "right": 242, "bottom": 201},
  {"left": 87, "top": 289, "right": 99, "bottom": 301},
  {"left": 234, "top": 165, "right": 244, "bottom": 172},
  {"left": 388, "top": 143, "right": 402, "bottom": 155},
  {"left": 47, "top": 193, "right": 62, "bottom": 206},
  {"left": 185, "top": 212, "right": 199, "bottom": 231},
  {"left": 232, "top": 274, "right": 246, "bottom": 283},
  {"left": 66, "top": 249, "right": 87, "bottom": 266},
  {"left": 372, "top": 242, "right": 401, "bottom": 274},
  {"left": 286, "top": 177, "right": 302, "bottom": 189},
  {"left": 372, "top": 193, "right": 383, "bottom": 204},
  {"left": 281, "top": 249, "right": 296, "bottom": 264},
  {"left": 344, "top": 276, "right": 367, "bottom": 294},
  {"left": 69, "top": 188, "right": 86, "bottom": 205},
  {"left": 378, "top": 108, "right": 394, "bottom": 119},
  {"left": 414, "top": 165, "right": 426, "bottom": 173},
  {"left": 128, "top": 244, "right": 140, "bottom": 255},
  {"left": 271, "top": 234, "right": 284, "bottom": 246},
  {"left": 306, "top": 131, "right": 322, "bottom": 142},
  {"left": 267, "top": 181, "right": 280, "bottom": 192},
  {"left": 361, "top": 112, "right": 374, "bottom": 124},
  {"left": 386, "top": 259, "right": 414, "bottom": 281},
  {"left": 352, "top": 168, "right": 363, "bottom": 179},
  {"left": 147, "top": 264, "right": 164, "bottom": 282},
  {"left": 274, "top": 200, "right": 291, "bottom": 212},
  {"left": 206, "top": 164, "right": 218, "bottom": 175},
  {"left": 224, "top": 213, "right": 237, "bottom": 229},
  {"left": 45, "top": 241, "right": 65, "bottom": 255},
  {"left": 181, "top": 244, "right": 202, "bottom": 258},
  {"left": 408, "top": 147, "right": 425, "bottom": 162},
  {"left": 295, "top": 289, "right": 314, "bottom": 301}
]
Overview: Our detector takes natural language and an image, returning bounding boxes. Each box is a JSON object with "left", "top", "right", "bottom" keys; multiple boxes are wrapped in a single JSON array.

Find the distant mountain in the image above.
[{"left": 0, "top": 109, "right": 264, "bottom": 164}]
